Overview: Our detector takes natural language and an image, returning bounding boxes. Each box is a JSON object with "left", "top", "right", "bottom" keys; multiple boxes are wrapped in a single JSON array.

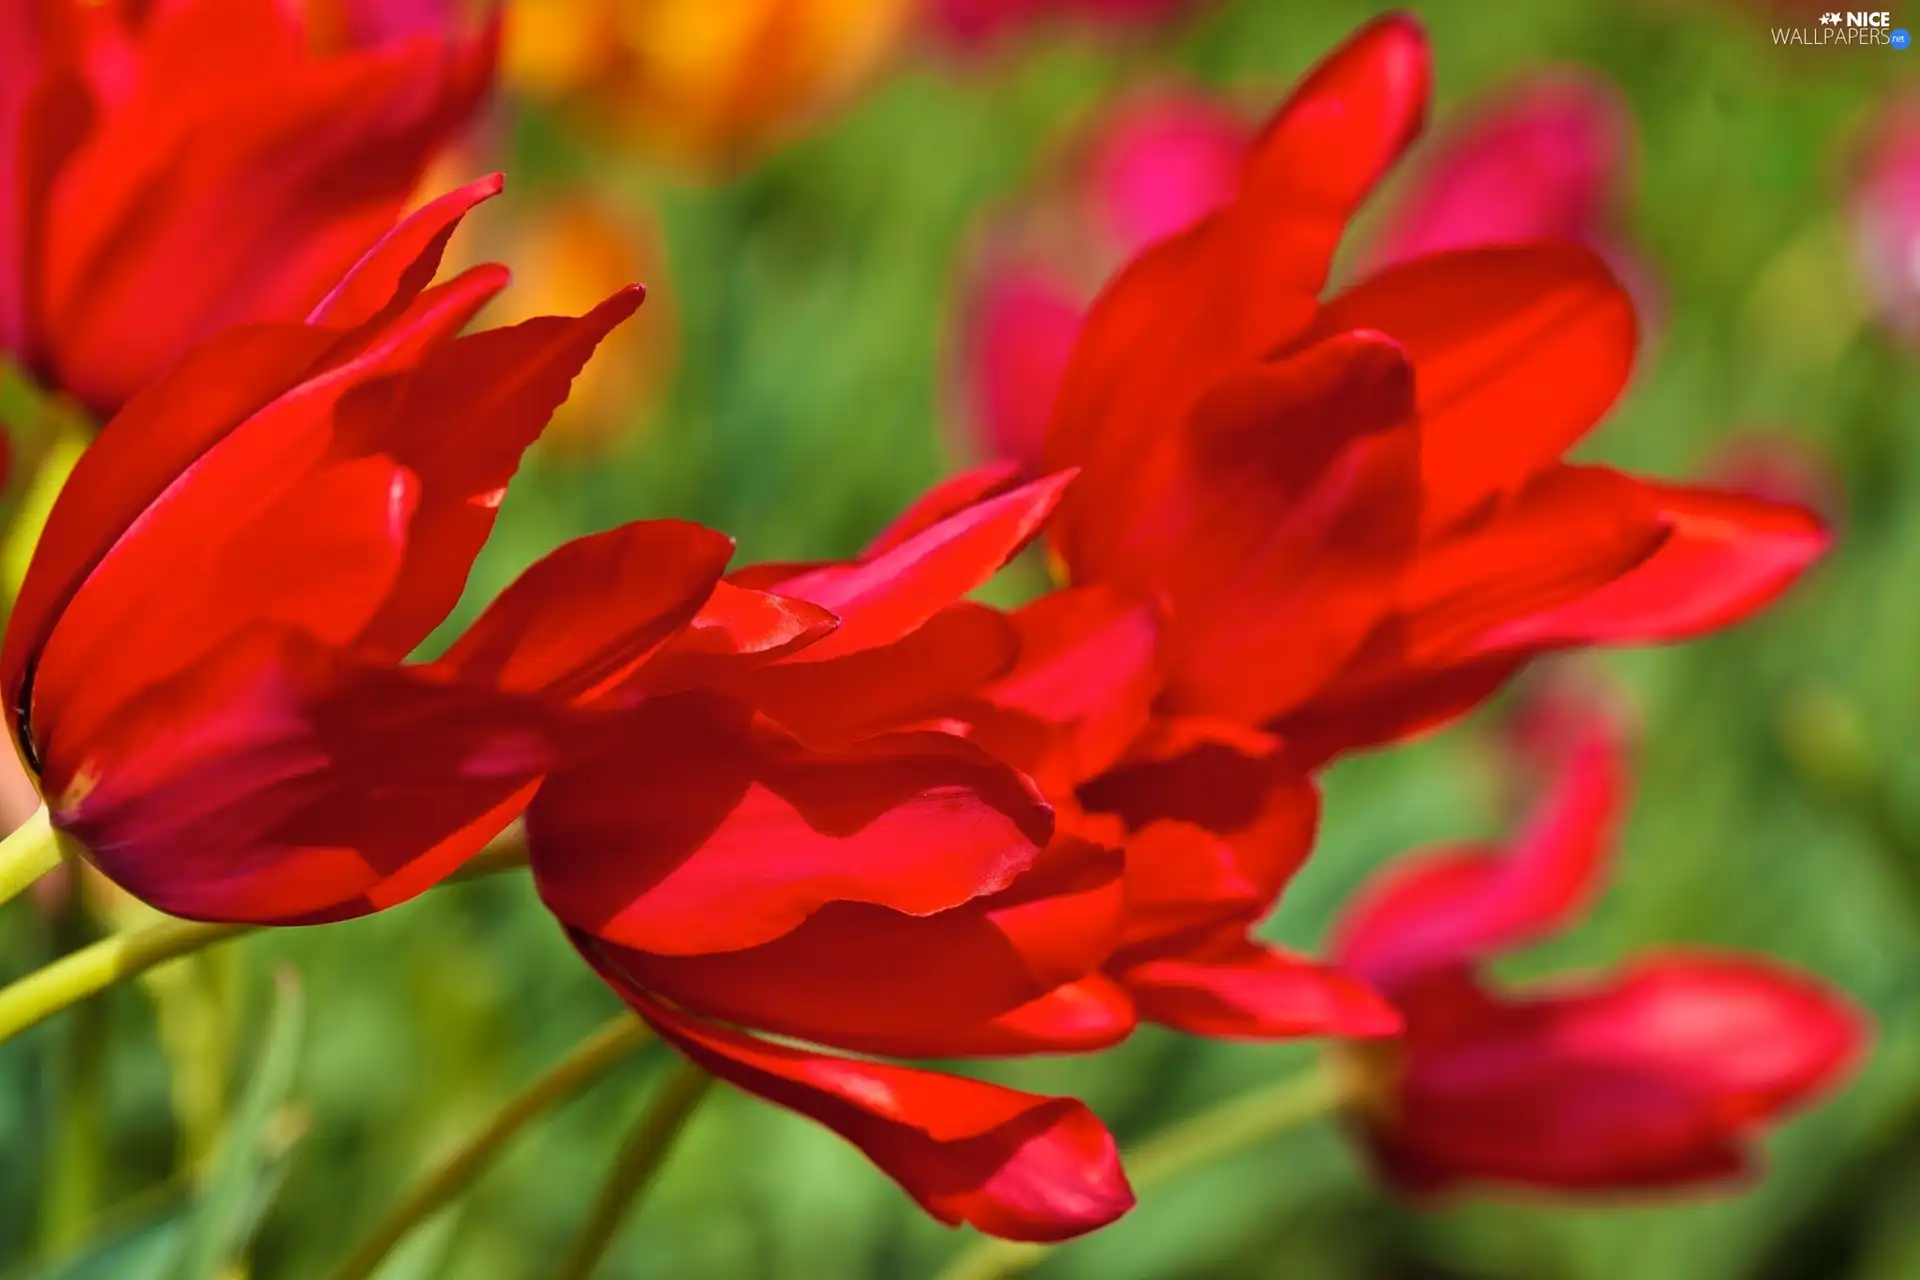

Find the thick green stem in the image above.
[
  {"left": 328, "top": 1015, "right": 654, "bottom": 1280},
  {"left": 551, "top": 1058, "right": 715, "bottom": 1280},
  {"left": 38, "top": 871, "right": 107, "bottom": 1260},
  {"left": 0, "top": 806, "right": 64, "bottom": 908},
  {"left": 935, "top": 1063, "right": 1348, "bottom": 1280}
]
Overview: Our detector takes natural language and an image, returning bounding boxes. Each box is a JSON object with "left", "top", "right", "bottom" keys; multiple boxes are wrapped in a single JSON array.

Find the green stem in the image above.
[
  {"left": 935, "top": 1063, "right": 1348, "bottom": 1280},
  {"left": 328, "top": 1014, "right": 654, "bottom": 1280},
  {"left": 0, "top": 806, "right": 64, "bottom": 908},
  {"left": 551, "top": 1058, "right": 715, "bottom": 1280},
  {"left": 0, "top": 838, "right": 533, "bottom": 1047},
  {"left": 38, "top": 873, "right": 107, "bottom": 1259}
]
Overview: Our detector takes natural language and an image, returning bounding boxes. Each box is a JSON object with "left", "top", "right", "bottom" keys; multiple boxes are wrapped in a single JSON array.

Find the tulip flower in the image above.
[
  {"left": 830, "top": 469, "right": 1401, "bottom": 1044},
  {"left": 506, "top": 0, "right": 911, "bottom": 169},
  {"left": 0, "top": 0, "right": 494, "bottom": 418},
  {"left": 520, "top": 470, "right": 1138, "bottom": 1241},
  {"left": 1852, "top": 95, "right": 1920, "bottom": 342},
  {"left": 0, "top": 178, "right": 633, "bottom": 924},
  {"left": 1331, "top": 716, "right": 1863, "bottom": 1193},
  {"left": 955, "top": 90, "right": 1248, "bottom": 470},
  {"left": 1041, "top": 14, "right": 1830, "bottom": 767},
  {"left": 1366, "top": 72, "right": 1635, "bottom": 269}
]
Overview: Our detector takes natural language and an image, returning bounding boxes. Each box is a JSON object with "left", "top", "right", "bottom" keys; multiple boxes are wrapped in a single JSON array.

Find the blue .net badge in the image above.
[{"left": 1894, "top": 26, "right": 1913, "bottom": 47}]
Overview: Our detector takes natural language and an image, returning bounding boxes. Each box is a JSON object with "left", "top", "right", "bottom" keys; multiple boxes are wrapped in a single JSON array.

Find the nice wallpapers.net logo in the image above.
[{"left": 1774, "top": 9, "right": 1911, "bottom": 44}]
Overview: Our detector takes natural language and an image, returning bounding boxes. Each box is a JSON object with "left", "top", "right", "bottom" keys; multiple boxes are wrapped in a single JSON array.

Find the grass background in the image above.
[{"left": 3, "top": 1, "right": 1918, "bottom": 1276}]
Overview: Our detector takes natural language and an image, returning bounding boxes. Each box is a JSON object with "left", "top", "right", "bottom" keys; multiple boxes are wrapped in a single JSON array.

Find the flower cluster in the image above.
[{"left": 0, "top": 0, "right": 1867, "bottom": 1260}]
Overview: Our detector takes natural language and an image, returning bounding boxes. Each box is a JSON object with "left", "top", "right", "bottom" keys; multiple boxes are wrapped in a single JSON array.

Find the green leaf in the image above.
[{"left": 166, "top": 969, "right": 306, "bottom": 1280}]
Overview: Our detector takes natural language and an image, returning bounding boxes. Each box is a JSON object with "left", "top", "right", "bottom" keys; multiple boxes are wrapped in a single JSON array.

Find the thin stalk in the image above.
[
  {"left": 327, "top": 1015, "right": 654, "bottom": 1280},
  {"left": 935, "top": 1064, "right": 1348, "bottom": 1280},
  {"left": 0, "top": 806, "right": 63, "bottom": 908},
  {"left": 0, "top": 842, "right": 532, "bottom": 1046},
  {"left": 551, "top": 1059, "right": 715, "bottom": 1280},
  {"left": 38, "top": 872, "right": 107, "bottom": 1259}
]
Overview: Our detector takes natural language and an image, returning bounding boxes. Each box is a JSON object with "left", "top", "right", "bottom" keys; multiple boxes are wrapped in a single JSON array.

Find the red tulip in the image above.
[
  {"left": 955, "top": 89, "right": 1248, "bottom": 471},
  {"left": 1042, "top": 14, "right": 1829, "bottom": 767},
  {"left": 1332, "top": 717, "right": 1864, "bottom": 1194},
  {"left": 0, "top": 0, "right": 493, "bottom": 418},
  {"left": 523, "top": 470, "right": 1139, "bottom": 1241},
  {"left": 0, "top": 178, "right": 652, "bottom": 924}
]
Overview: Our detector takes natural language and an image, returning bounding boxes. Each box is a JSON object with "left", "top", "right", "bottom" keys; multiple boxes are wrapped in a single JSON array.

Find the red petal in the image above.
[
  {"left": 45, "top": 625, "right": 551, "bottom": 924},
  {"left": 602, "top": 984, "right": 1134, "bottom": 1242},
  {"left": 1335, "top": 723, "right": 1624, "bottom": 983},
  {"left": 961, "top": 587, "right": 1163, "bottom": 790},
  {"left": 1121, "top": 936, "right": 1400, "bottom": 1039},
  {"left": 1376, "top": 954, "right": 1863, "bottom": 1193},
  {"left": 1387, "top": 465, "right": 1670, "bottom": 668},
  {"left": 1158, "top": 334, "right": 1422, "bottom": 722},
  {"left": 631, "top": 581, "right": 839, "bottom": 696},
  {"left": 737, "top": 603, "right": 1018, "bottom": 745},
  {"left": 1044, "top": 9, "right": 1435, "bottom": 576},
  {"left": 588, "top": 836, "right": 1124, "bottom": 1059},
  {"left": 1480, "top": 479, "right": 1832, "bottom": 648},
  {"left": 775, "top": 473, "right": 1073, "bottom": 663},
  {"left": 1312, "top": 244, "right": 1638, "bottom": 531},
  {"left": 864, "top": 462, "right": 1027, "bottom": 555},
  {"left": 40, "top": 9, "right": 496, "bottom": 410},
  {"left": 307, "top": 173, "right": 504, "bottom": 329},
  {"left": 432, "top": 519, "right": 733, "bottom": 704},
  {"left": 19, "top": 268, "right": 511, "bottom": 753},
  {"left": 528, "top": 695, "right": 1053, "bottom": 955},
  {"left": 1237, "top": 13, "right": 1432, "bottom": 296},
  {"left": 3, "top": 322, "right": 334, "bottom": 733},
  {"left": 348, "top": 286, "right": 648, "bottom": 660}
]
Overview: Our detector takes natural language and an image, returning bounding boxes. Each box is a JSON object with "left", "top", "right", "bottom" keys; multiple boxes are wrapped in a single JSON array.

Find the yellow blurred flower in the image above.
[{"left": 505, "top": 0, "right": 912, "bottom": 167}]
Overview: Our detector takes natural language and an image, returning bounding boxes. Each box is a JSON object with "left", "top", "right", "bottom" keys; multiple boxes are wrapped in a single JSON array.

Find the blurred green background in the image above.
[{"left": 4, "top": 0, "right": 1919, "bottom": 1276}]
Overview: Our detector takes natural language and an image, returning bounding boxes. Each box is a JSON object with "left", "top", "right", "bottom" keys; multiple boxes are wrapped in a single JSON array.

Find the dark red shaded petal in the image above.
[
  {"left": 347, "top": 286, "right": 648, "bottom": 660},
  {"left": 1335, "top": 722, "right": 1624, "bottom": 984},
  {"left": 597, "top": 982, "right": 1135, "bottom": 1242},
  {"left": 738, "top": 603, "right": 1018, "bottom": 745},
  {"left": 1121, "top": 937, "right": 1400, "bottom": 1040},
  {"left": 1481, "top": 479, "right": 1832, "bottom": 648},
  {"left": 39, "top": 7, "right": 496, "bottom": 411},
  {"left": 1157, "top": 334, "right": 1422, "bottom": 722},
  {"left": 775, "top": 472, "right": 1074, "bottom": 663},
  {"left": 307, "top": 172, "right": 504, "bottom": 329},
  {"left": 1311, "top": 244, "right": 1638, "bottom": 532},
  {"left": 1373, "top": 955, "right": 1864, "bottom": 1194},
  {"left": 432, "top": 519, "right": 733, "bottom": 704},
  {"left": 44, "top": 624, "right": 551, "bottom": 924},
  {"left": 528, "top": 694, "right": 1053, "bottom": 955},
  {"left": 1267, "top": 655, "right": 1523, "bottom": 769},
  {"left": 595, "top": 836, "right": 1124, "bottom": 1059}
]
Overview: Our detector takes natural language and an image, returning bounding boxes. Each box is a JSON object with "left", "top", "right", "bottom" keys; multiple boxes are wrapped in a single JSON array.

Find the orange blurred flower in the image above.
[
  {"left": 474, "top": 188, "right": 676, "bottom": 455},
  {"left": 506, "top": 0, "right": 912, "bottom": 168}
]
